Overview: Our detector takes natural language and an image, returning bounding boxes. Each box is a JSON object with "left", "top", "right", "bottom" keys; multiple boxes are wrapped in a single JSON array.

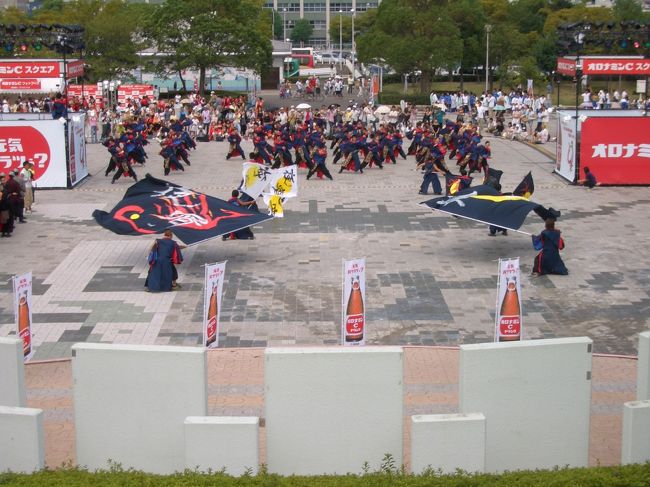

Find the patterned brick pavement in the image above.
[{"left": 1, "top": 122, "right": 649, "bottom": 356}]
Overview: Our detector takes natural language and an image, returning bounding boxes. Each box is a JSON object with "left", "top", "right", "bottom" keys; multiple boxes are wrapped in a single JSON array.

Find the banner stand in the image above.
[
  {"left": 342, "top": 258, "right": 366, "bottom": 346},
  {"left": 555, "top": 110, "right": 646, "bottom": 185},
  {"left": 203, "top": 261, "right": 226, "bottom": 349},
  {"left": 13, "top": 272, "right": 34, "bottom": 362},
  {"left": 66, "top": 113, "right": 89, "bottom": 188},
  {"left": 494, "top": 258, "right": 522, "bottom": 343},
  {"left": 0, "top": 113, "right": 88, "bottom": 189}
]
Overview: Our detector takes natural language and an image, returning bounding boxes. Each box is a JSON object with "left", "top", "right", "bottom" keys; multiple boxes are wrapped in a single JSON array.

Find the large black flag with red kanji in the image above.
[{"left": 92, "top": 174, "right": 273, "bottom": 246}]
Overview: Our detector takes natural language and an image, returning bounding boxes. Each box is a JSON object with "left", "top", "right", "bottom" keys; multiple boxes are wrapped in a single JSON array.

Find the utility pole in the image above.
[{"left": 485, "top": 24, "right": 492, "bottom": 93}]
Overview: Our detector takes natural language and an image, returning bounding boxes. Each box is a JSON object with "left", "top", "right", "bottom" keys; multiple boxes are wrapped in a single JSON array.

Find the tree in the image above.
[
  {"left": 0, "top": 0, "right": 147, "bottom": 81},
  {"left": 514, "top": 55, "right": 545, "bottom": 88},
  {"left": 508, "top": 0, "right": 548, "bottom": 34},
  {"left": 532, "top": 33, "right": 560, "bottom": 75},
  {"left": 142, "top": 1, "right": 192, "bottom": 91},
  {"left": 357, "top": 0, "right": 463, "bottom": 92},
  {"left": 291, "top": 19, "right": 313, "bottom": 45},
  {"left": 328, "top": 14, "right": 352, "bottom": 47},
  {"left": 76, "top": 0, "right": 150, "bottom": 81},
  {"left": 613, "top": 0, "right": 644, "bottom": 21},
  {"left": 543, "top": 5, "right": 613, "bottom": 35},
  {"left": 143, "top": 0, "right": 272, "bottom": 95},
  {"left": 35, "top": 0, "right": 65, "bottom": 12},
  {"left": 0, "top": 6, "right": 29, "bottom": 24},
  {"left": 271, "top": 10, "right": 283, "bottom": 40},
  {"left": 449, "top": 0, "right": 487, "bottom": 89}
]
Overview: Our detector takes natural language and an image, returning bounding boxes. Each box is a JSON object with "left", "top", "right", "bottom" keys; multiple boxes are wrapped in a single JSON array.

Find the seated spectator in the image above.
[
  {"left": 494, "top": 117, "right": 505, "bottom": 136},
  {"left": 513, "top": 123, "right": 525, "bottom": 141},
  {"left": 577, "top": 166, "right": 600, "bottom": 188},
  {"left": 533, "top": 127, "right": 549, "bottom": 144}
]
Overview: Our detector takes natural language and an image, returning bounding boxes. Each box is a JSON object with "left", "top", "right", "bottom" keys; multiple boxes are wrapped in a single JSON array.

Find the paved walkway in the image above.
[
  {"left": 24, "top": 348, "right": 637, "bottom": 469},
  {"left": 1, "top": 125, "right": 648, "bottom": 357}
]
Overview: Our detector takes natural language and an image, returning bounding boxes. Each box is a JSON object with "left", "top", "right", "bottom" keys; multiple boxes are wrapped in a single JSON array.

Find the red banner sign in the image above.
[
  {"left": 67, "top": 84, "right": 103, "bottom": 99},
  {"left": 0, "top": 79, "right": 42, "bottom": 90},
  {"left": 583, "top": 58, "right": 650, "bottom": 76},
  {"left": 580, "top": 117, "right": 650, "bottom": 185},
  {"left": 0, "top": 61, "right": 60, "bottom": 78},
  {"left": 66, "top": 60, "right": 84, "bottom": 79},
  {"left": 0, "top": 121, "right": 67, "bottom": 187},
  {"left": 556, "top": 57, "right": 576, "bottom": 76},
  {"left": 557, "top": 57, "right": 650, "bottom": 76},
  {"left": 117, "top": 84, "right": 155, "bottom": 105},
  {"left": 0, "top": 126, "right": 52, "bottom": 179}
]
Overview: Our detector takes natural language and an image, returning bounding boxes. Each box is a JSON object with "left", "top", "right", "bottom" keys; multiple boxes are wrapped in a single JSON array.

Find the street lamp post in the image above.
[
  {"left": 574, "top": 31, "right": 585, "bottom": 184},
  {"left": 102, "top": 80, "right": 109, "bottom": 106},
  {"left": 57, "top": 34, "right": 69, "bottom": 96},
  {"left": 283, "top": 8, "right": 287, "bottom": 44},
  {"left": 351, "top": 8, "right": 356, "bottom": 79},
  {"left": 485, "top": 24, "right": 492, "bottom": 93},
  {"left": 339, "top": 9, "right": 343, "bottom": 62},
  {"left": 643, "top": 76, "right": 648, "bottom": 117}
]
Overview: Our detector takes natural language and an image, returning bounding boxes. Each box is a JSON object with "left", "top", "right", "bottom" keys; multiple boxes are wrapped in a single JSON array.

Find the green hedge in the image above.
[
  {"left": 377, "top": 93, "right": 431, "bottom": 105},
  {"left": 160, "top": 90, "right": 247, "bottom": 101},
  {"left": 2, "top": 463, "right": 650, "bottom": 486}
]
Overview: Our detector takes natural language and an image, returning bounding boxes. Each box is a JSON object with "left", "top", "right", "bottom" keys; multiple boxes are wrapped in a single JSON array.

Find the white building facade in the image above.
[{"left": 263, "top": 0, "right": 380, "bottom": 48}]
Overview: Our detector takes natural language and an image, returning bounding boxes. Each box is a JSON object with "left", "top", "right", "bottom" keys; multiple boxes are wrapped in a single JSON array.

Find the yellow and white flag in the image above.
[
  {"left": 263, "top": 193, "right": 285, "bottom": 218},
  {"left": 263, "top": 164, "right": 299, "bottom": 217},
  {"left": 240, "top": 162, "right": 272, "bottom": 199},
  {"left": 269, "top": 164, "right": 298, "bottom": 198}
]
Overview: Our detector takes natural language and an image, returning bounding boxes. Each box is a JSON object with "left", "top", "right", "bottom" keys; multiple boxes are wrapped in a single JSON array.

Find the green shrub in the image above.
[
  {"left": 1, "top": 463, "right": 650, "bottom": 486},
  {"left": 377, "top": 93, "right": 431, "bottom": 105}
]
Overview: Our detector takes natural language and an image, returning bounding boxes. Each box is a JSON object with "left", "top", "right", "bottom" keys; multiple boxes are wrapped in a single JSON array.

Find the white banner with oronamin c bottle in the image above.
[
  {"left": 494, "top": 258, "right": 522, "bottom": 342},
  {"left": 13, "top": 271, "right": 34, "bottom": 361},
  {"left": 203, "top": 261, "right": 226, "bottom": 349},
  {"left": 342, "top": 258, "right": 366, "bottom": 346}
]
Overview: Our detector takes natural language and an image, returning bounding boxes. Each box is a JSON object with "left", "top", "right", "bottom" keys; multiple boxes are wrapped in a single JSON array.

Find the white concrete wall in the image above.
[
  {"left": 0, "top": 406, "right": 44, "bottom": 473},
  {"left": 622, "top": 400, "right": 650, "bottom": 464},
  {"left": 459, "top": 337, "right": 592, "bottom": 472},
  {"left": 265, "top": 347, "right": 403, "bottom": 475},
  {"left": 637, "top": 332, "right": 650, "bottom": 400},
  {"left": 411, "top": 413, "right": 486, "bottom": 474},
  {"left": 0, "top": 338, "right": 26, "bottom": 407},
  {"left": 72, "top": 344, "right": 207, "bottom": 474},
  {"left": 184, "top": 416, "right": 259, "bottom": 475}
]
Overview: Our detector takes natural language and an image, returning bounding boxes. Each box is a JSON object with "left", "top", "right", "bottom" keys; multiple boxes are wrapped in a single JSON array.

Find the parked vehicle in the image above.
[{"left": 319, "top": 53, "right": 343, "bottom": 64}]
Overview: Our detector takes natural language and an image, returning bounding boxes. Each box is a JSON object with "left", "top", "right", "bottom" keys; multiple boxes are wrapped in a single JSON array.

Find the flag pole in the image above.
[{"left": 426, "top": 208, "right": 534, "bottom": 236}]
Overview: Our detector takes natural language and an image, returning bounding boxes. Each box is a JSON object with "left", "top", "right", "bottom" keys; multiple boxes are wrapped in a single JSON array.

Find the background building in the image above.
[
  {"left": 0, "top": 0, "right": 33, "bottom": 10},
  {"left": 263, "top": 0, "right": 380, "bottom": 49}
]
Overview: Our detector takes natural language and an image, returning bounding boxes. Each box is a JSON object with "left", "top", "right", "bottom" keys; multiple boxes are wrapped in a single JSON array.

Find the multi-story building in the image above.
[
  {"left": 263, "top": 0, "right": 380, "bottom": 49},
  {"left": 0, "top": 0, "right": 34, "bottom": 11},
  {"left": 583, "top": 0, "right": 614, "bottom": 6},
  {"left": 583, "top": 0, "right": 649, "bottom": 9}
]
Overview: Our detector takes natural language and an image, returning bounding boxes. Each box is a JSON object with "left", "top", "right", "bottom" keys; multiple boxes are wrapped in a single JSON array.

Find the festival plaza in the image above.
[{"left": 1, "top": 0, "right": 650, "bottom": 481}]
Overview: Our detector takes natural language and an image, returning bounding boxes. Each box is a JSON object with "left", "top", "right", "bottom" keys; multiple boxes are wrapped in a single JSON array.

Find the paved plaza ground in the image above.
[
  {"left": 1, "top": 113, "right": 648, "bottom": 357},
  {"left": 0, "top": 107, "right": 648, "bottom": 469}
]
